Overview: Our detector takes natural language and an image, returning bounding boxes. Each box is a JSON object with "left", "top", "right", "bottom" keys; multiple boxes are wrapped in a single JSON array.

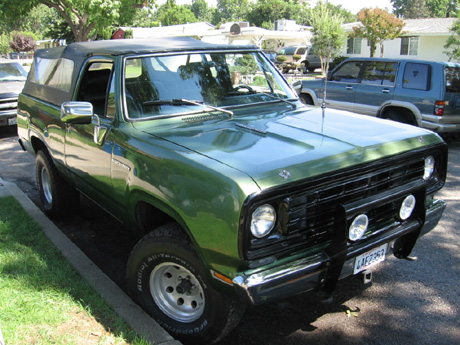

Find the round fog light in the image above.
[
  {"left": 349, "top": 214, "right": 368, "bottom": 241},
  {"left": 400, "top": 195, "right": 416, "bottom": 220}
]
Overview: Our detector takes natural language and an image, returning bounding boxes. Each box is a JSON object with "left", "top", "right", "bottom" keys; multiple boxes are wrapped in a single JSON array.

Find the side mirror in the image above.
[
  {"left": 327, "top": 72, "right": 332, "bottom": 81},
  {"left": 60, "top": 101, "right": 93, "bottom": 124}
]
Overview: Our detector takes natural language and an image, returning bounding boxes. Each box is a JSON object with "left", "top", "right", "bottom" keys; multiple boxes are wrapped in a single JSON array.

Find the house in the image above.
[{"left": 342, "top": 17, "right": 457, "bottom": 62}]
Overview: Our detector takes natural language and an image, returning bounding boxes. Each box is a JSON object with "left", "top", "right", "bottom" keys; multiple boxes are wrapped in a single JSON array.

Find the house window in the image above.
[
  {"left": 347, "top": 37, "right": 361, "bottom": 55},
  {"left": 401, "top": 36, "right": 419, "bottom": 56}
]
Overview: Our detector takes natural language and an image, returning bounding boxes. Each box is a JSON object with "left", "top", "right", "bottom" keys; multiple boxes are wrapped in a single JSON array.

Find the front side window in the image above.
[
  {"left": 401, "top": 37, "right": 419, "bottom": 56},
  {"left": 76, "top": 62, "right": 113, "bottom": 116},
  {"left": 123, "top": 51, "right": 296, "bottom": 119},
  {"left": 331, "top": 61, "right": 362, "bottom": 83}
]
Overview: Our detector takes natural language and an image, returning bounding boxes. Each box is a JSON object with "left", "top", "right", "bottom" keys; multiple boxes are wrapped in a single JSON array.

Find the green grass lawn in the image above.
[{"left": 0, "top": 196, "right": 148, "bottom": 345}]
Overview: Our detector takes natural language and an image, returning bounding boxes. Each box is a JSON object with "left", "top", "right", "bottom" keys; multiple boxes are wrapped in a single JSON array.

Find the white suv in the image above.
[{"left": 276, "top": 46, "right": 321, "bottom": 73}]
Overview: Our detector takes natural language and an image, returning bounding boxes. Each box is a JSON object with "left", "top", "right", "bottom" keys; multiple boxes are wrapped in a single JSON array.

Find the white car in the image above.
[{"left": 0, "top": 60, "right": 27, "bottom": 127}]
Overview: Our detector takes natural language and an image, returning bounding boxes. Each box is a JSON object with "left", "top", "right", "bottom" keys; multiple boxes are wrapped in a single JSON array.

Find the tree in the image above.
[
  {"left": 391, "top": 0, "right": 458, "bottom": 18},
  {"left": 10, "top": 32, "right": 36, "bottom": 56},
  {"left": 444, "top": 19, "right": 460, "bottom": 61},
  {"left": 353, "top": 8, "right": 404, "bottom": 57},
  {"left": 427, "top": 0, "right": 458, "bottom": 17},
  {"left": 0, "top": 0, "right": 143, "bottom": 42},
  {"left": 154, "top": 0, "right": 197, "bottom": 26},
  {"left": 246, "top": 0, "right": 304, "bottom": 28},
  {"left": 213, "top": 0, "right": 250, "bottom": 25},
  {"left": 0, "top": 34, "right": 11, "bottom": 55},
  {"left": 191, "top": 0, "right": 214, "bottom": 23},
  {"left": 309, "top": 2, "right": 347, "bottom": 76}
]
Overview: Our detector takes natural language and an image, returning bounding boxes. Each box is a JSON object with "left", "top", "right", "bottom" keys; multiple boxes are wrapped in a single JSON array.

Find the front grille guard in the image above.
[{"left": 239, "top": 144, "right": 447, "bottom": 268}]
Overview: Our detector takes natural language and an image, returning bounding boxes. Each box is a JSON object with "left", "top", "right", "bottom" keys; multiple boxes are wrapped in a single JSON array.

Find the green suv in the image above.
[
  {"left": 294, "top": 57, "right": 460, "bottom": 133},
  {"left": 17, "top": 38, "right": 447, "bottom": 343}
]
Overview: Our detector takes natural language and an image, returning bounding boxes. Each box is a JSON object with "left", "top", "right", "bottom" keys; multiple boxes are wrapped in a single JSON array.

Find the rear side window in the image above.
[
  {"left": 403, "top": 63, "right": 430, "bottom": 91},
  {"left": 361, "top": 62, "right": 398, "bottom": 86},
  {"left": 28, "top": 57, "right": 74, "bottom": 91},
  {"left": 445, "top": 66, "right": 460, "bottom": 93}
]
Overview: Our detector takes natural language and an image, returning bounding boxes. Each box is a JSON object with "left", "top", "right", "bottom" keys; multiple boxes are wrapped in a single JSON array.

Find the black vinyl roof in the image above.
[
  {"left": 35, "top": 37, "right": 256, "bottom": 60},
  {"left": 25, "top": 37, "right": 258, "bottom": 107}
]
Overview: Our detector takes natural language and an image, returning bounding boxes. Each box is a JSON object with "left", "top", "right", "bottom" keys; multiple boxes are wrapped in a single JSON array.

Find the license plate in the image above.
[
  {"left": 8, "top": 117, "right": 17, "bottom": 125},
  {"left": 354, "top": 243, "right": 387, "bottom": 274}
]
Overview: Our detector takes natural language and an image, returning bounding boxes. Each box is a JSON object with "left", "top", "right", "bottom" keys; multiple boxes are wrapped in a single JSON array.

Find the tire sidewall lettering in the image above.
[{"left": 134, "top": 251, "right": 211, "bottom": 335}]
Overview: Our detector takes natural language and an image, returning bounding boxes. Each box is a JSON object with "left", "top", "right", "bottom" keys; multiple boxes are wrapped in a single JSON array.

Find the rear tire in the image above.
[
  {"left": 126, "top": 223, "right": 246, "bottom": 344},
  {"left": 35, "top": 150, "right": 79, "bottom": 219},
  {"left": 383, "top": 109, "right": 417, "bottom": 126}
]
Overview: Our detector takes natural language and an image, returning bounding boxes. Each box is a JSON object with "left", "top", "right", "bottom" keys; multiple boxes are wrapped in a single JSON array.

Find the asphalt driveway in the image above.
[{"left": 1, "top": 125, "right": 459, "bottom": 345}]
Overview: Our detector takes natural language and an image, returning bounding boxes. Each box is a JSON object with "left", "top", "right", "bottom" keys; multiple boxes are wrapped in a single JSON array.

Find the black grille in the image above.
[{"left": 242, "top": 145, "right": 447, "bottom": 261}]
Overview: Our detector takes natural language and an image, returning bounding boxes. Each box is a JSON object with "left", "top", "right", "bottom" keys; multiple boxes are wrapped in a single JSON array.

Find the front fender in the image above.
[{"left": 300, "top": 88, "right": 321, "bottom": 106}]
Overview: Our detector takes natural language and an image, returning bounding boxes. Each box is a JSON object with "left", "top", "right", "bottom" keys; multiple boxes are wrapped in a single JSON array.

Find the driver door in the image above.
[{"left": 64, "top": 60, "right": 116, "bottom": 209}]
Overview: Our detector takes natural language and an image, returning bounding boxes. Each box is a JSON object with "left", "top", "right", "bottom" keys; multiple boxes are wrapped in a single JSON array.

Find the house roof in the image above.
[{"left": 343, "top": 17, "right": 456, "bottom": 36}]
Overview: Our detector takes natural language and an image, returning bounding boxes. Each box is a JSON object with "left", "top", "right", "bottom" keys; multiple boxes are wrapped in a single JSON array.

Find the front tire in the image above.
[
  {"left": 299, "top": 93, "right": 314, "bottom": 105},
  {"left": 35, "top": 150, "right": 79, "bottom": 219},
  {"left": 126, "top": 223, "right": 245, "bottom": 344}
]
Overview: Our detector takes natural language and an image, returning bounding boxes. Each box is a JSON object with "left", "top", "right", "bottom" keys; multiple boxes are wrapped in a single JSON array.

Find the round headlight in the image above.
[
  {"left": 400, "top": 195, "right": 416, "bottom": 220},
  {"left": 423, "top": 156, "right": 435, "bottom": 180},
  {"left": 250, "top": 204, "right": 276, "bottom": 238},
  {"left": 349, "top": 214, "right": 368, "bottom": 241}
]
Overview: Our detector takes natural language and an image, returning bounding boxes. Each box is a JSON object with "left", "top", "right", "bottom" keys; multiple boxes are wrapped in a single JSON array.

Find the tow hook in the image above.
[{"left": 361, "top": 270, "right": 373, "bottom": 284}]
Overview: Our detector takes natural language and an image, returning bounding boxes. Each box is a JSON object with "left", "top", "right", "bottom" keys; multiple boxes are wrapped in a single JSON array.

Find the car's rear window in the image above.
[{"left": 445, "top": 66, "right": 460, "bottom": 93}]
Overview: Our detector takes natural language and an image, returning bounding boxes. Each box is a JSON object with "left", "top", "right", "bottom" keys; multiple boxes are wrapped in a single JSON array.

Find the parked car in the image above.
[
  {"left": 276, "top": 46, "right": 321, "bottom": 73},
  {"left": 293, "top": 57, "right": 460, "bottom": 134},
  {"left": 263, "top": 49, "right": 277, "bottom": 63},
  {"left": 17, "top": 38, "right": 447, "bottom": 343},
  {"left": 0, "top": 60, "right": 27, "bottom": 127}
]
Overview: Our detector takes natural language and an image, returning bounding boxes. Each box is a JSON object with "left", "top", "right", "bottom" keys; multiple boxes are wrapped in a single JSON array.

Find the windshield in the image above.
[
  {"left": 124, "top": 51, "right": 296, "bottom": 119},
  {"left": 0, "top": 62, "right": 28, "bottom": 82}
]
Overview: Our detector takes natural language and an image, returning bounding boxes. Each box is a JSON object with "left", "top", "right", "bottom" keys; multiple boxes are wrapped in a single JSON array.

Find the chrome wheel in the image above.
[
  {"left": 40, "top": 166, "right": 53, "bottom": 205},
  {"left": 150, "top": 262, "right": 205, "bottom": 323}
]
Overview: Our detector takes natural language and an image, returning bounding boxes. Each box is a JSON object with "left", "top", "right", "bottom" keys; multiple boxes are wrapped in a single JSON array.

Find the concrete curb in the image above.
[{"left": 0, "top": 177, "right": 181, "bottom": 345}]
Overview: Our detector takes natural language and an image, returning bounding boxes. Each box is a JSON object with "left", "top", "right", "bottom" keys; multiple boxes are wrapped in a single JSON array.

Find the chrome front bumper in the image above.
[{"left": 233, "top": 199, "right": 446, "bottom": 305}]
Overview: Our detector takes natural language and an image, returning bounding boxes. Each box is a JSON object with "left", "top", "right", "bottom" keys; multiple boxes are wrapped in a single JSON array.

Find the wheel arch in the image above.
[
  {"left": 299, "top": 88, "right": 320, "bottom": 106},
  {"left": 129, "top": 190, "right": 197, "bottom": 247},
  {"left": 30, "top": 134, "right": 48, "bottom": 155},
  {"left": 378, "top": 102, "right": 422, "bottom": 126}
]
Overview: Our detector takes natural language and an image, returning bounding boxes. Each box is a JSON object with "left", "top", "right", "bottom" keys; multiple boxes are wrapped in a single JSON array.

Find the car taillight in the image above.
[{"left": 434, "top": 100, "right": 447, "bottom": 115}]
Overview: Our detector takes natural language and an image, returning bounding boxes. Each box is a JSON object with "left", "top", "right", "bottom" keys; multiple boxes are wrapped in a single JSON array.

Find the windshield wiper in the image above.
[
  {"left": 143, "top": 99, "right": 233, "bottom": 118},
  {"left": 259, "top": 92, "right": 297, "bottom": 109}
]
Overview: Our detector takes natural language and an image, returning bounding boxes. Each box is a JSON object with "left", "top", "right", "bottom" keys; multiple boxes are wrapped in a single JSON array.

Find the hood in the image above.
[
  {"left": 0, "top": 80, "right": 25, "bottom": 97},
  {"left": 135, "top": 105, "right": 442, "bottom": 190}
]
